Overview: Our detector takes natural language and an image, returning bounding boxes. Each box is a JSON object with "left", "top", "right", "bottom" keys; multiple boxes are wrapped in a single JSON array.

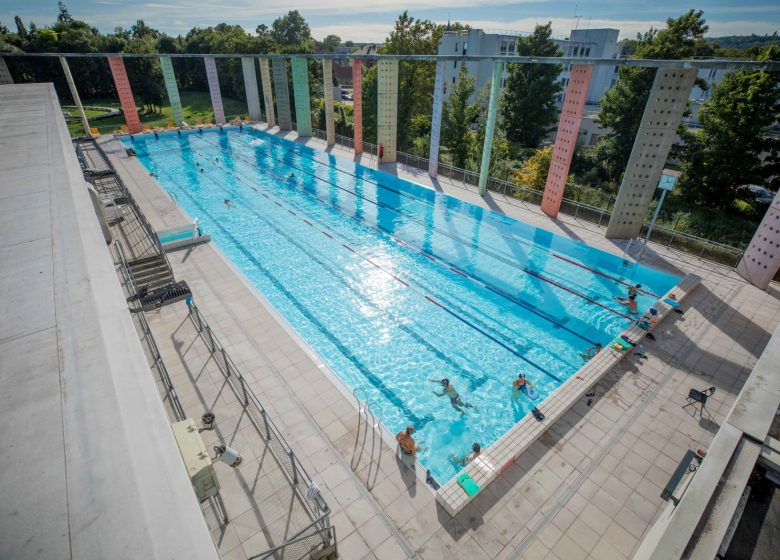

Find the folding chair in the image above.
[{"left": 683, "top": 386, "right": 715, "bottom": 417}]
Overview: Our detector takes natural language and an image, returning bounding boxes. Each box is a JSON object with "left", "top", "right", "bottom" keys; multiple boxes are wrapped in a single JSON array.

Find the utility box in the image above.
[{"left": 172, "top": 419, "right": 220, "bottom": 502}]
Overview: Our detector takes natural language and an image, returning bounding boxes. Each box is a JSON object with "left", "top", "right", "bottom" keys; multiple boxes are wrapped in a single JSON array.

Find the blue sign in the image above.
[{"left": 658, "top": 174, "right": 677, "bottom": 192}]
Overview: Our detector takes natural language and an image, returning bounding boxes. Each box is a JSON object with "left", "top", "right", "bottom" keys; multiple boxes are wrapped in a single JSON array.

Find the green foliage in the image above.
[
  {"left": 595, "top": 10, "right": 712, "bottom": 182},
  {"left": 512, "top": 146, "right": 552, "bottom": 190},
  {"left": 677, "top": 65, "right": 779, "bottom": 208},
  {"left": 270, "top": 10, "right": 312, "bottom": 48},
  {"left": 500, "top": 22, "right": 562, "bottom": 148},
  {"left": 441, "top": 65, "right": 478, "bottom": 168},
  {"left": 320, "top": 35, "right": 341, "bottom": 52}
]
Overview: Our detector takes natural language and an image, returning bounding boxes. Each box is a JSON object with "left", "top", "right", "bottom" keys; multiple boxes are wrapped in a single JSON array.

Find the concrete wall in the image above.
[
  {"left": 606, "top": 68, "right": 697, "bottom": 239},
  {"left": 377, "top": 60, "right": 399, "bottom": 162},
  {"left": 736, "top": 189, "right": 780, "bottom": 289},
  {"left": 272, "top": 59, "right": 292, "bottom": 130}
]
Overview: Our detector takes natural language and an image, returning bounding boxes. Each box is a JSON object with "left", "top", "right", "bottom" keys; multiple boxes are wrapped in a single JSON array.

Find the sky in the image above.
[{"left": 2, "top": 0, "right": 779, "bottom": 43}]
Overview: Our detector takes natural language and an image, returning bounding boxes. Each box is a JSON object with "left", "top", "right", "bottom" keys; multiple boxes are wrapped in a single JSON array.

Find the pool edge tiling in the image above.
[{"left": 121, "top": 127, "right": 682, "bottom": 484}]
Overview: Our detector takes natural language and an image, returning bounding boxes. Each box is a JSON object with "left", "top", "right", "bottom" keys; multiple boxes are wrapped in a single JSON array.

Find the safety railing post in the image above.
[
  {"left": 222, "top": 348, "right": 230, "bottom": 376},
  {"left": 261, "top": 408, "right": 271, "bottom": 440},
  {"left": 290, "top": 450, "right": 298, "bottom": 484},
  {"left": 205, "top": 325, "right": 215, "bottom": 352}
]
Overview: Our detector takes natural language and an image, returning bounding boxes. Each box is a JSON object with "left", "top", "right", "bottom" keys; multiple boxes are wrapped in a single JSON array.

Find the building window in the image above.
[
  {"left": 455, "top": 42, "right": 458, "bottom": 52},
  {"left": 585, "top": 47, "right": 590, "bottom": 57},
  {"left": 452, "top": 77, "right": 456, "bottom": 84},
  {"left": 463, "top": 42, "right": 468, "bottom": 55},
  {"left": 508, "top": 42, "right": 515, "bottom": 54},
  {"left": 454, "top": 60, "right": 457, "bottom": 69},
  {"left": 573, "top": 47, "right": 579, "bottom": 56}
]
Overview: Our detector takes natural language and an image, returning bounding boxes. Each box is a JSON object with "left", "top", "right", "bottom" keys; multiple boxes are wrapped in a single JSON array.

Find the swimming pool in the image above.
[{"left": 125, "top": 128, "right": 679, "bottom": 483}]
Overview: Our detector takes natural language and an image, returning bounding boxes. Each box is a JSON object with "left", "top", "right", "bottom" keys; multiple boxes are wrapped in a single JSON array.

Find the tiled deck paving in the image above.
[{"left": 102, "top": 129, "right": 780, "bottom": 559}]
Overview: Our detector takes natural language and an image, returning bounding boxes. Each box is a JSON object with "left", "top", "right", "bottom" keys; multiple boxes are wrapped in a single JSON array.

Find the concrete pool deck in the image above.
[{"left": 102, "top": 127, "right": 780, "bottom": 560}]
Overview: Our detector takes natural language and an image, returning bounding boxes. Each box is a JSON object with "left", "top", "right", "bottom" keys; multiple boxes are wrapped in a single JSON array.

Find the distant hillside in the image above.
[{"left": 708, "top": 33, "right": 778, "bottom": 50}]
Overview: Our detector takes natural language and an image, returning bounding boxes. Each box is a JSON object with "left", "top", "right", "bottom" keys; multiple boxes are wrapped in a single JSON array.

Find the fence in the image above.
[
  {"left": 186, "top": 301, "right": 336, "bottom": 559},
  {"left": 308, "top": 127, "right": 750, "bottom": 268}
]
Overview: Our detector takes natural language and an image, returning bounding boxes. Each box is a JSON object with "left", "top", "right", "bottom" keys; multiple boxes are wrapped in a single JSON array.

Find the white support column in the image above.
[
  {"left": 258, "top": 58, "right": 275, "bottom": 128},
  {"left": 322, "top": 59, "right": 335, "bottom": 145},
  {"left": 59, "top": 56, "right": 91, "bottom": 137},
  {"left": 428, "top": 61, "right": 445, "bottom": 178},
  {"left": 478, "top": 61, "right": 503, "bottom": 195},
  {"left": 606, "top": 68, "right": 697, "bottom": 238},
  {"left": 241, "top": 57, "right": 262, "bottom": 122},
  {"left": 377, "top": 60, "right": 399, "bottom": 164}
]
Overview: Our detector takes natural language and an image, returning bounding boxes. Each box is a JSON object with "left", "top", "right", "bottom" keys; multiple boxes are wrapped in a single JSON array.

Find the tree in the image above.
[
  {"left": 677, "top": 57, "right": 779, "bottom": 208},
  {"left": 595, "top": 10, "right": 712, "bottom": 182},
  {"left": 255, "top": 24, "right": 269, "bottom": 36},
  {"left": 513, "top": 147, "right": 553, "bottom": 190},
  {"left": 500, "top": 22, "right": 562, "bottom": 148},
  {"left": 321, "top": 34, "right": 341, "bottom": 52},
  {"left": 56, "top": 2, "right": 73, "bottom": 24},
  {"left": 271, "top": 10, "right": 311, "bottom": 47},
  {"left": 442, "top": 65, "right": 479, "bottom": 168}
]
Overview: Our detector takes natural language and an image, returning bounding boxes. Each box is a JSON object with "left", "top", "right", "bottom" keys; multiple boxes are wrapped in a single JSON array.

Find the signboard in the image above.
[{"left": 658, "top": 174, "right": 678, "bottom": 192}]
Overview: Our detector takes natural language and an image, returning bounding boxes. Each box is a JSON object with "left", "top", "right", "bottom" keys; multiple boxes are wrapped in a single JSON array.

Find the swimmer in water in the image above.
[
  {"left": 430, "top": 378, "right": 474, "bottom": 415},
  {"left": 512, "top": 373, "right": 534, "bottom": 391},
  {"left": 224, "top": 199, "right": 233, "bottom": 208},
  {"left": 451, "top": 443, "right": 481, "bottom": 466},
  {"left": 615, "top": 294, "right": 638, "bottom": 314},
  {"left": 579, "top": 343, "right": 603, "bottom": 362}
]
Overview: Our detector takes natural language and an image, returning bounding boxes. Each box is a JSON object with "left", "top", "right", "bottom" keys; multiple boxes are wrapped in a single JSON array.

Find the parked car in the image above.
[
  {"left": 746, "top": 185, "right": 775, "bottom": 204},
  {"left": 341, "top": 92, "right": 353, "bottom": 101}
]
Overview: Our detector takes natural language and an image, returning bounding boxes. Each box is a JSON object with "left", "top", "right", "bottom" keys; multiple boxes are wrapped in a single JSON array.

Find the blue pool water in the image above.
[{"left": 125, "top": 129, "right": 680, "bottom": 483}]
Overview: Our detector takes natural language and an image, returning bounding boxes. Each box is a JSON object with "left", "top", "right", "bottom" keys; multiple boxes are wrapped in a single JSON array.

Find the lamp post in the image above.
[{"left": 637, "top": 172, "right": 678, "bottom": 260}]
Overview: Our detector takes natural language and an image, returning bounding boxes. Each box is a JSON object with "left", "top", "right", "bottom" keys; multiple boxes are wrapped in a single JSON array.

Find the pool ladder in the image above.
[{"left": 351, "top": 387, "right": 383, "bottom": 491}]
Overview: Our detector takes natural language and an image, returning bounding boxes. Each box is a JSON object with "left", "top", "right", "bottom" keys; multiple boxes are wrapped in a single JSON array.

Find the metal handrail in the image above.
[
  {"left": 306, "top": 127, "right": 749, "bottom": 267},
  {"left": 249, "top": 525, "right": 337, "bottom": 560},
  {"left": 187, "top": 302, "right": 331, "bottom": 520},
  {"left": 114, "top": 240, "right": 186, "bottom": 421}
]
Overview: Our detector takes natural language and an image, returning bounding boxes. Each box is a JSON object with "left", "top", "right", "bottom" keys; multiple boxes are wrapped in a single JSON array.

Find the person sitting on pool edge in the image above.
[
  {"left": 430, "top": 378, "right": 474, "bottom": 414},
  {"left": 512, "top": 373, "right": 535, "bottom": 390},
  {"left": 579, "top": 343, "right": 603, "bottom": 362},
  {"left": 452, "top": 443, "right": 481, "bottom": 466},
  {"left": 395, "top": 425, "right": 422, "bottom": 458},
  {"left": 615, "top": 293, "right": 639, "bottom": 314}
]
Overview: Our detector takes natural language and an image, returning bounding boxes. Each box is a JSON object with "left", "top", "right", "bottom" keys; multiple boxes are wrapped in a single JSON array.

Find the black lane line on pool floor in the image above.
[
  {"left": 210, "top": 132, "right": 637, "bottom": 322},
  {"left": 187, "top": 135, "right": 583, "bottom": 375},
  {"left": 188, "top": 136, "right": 581, "bottom": 374},
  {"left": 246, "top": 129, "right": 662, "bottom": 299},
  {"left": 178, "top": 137, "right": 563, "bottom": 383},
  {"left": 155, "top": 145, "right": 438, "bottom": 428},
  {"left": 189, "top": 133, "right": 615, "bottom": 340}
]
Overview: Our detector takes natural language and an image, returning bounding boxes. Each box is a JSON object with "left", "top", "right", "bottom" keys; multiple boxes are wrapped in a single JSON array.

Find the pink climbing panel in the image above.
[
  {"left": 541, "top": 65, "right": 594, "bottom": 218},
  {"left": 204, "top": 57, "right": 226, "bottom": 125},
  {"left": 353, "top": 60, "right": 363, "bottom": 155},
  {"left": 736, "top": 190, "right": 780, "bottom": 289},
  {"left": 107, "top": 56, "right": 142, "bottom": 134}
]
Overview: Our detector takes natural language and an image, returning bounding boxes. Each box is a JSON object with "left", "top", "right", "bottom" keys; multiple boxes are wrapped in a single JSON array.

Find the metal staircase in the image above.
[{"left": 127, "top": 254, "right": 175, "bottom": 290}]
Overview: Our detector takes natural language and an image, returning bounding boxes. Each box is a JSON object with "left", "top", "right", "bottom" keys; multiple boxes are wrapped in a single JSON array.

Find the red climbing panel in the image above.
[
  {"left": 541, "top": 65, "right": 593, "bottom": 218},
  {"left": 107, "top": 56, "right": 142, "bottom": 134}
]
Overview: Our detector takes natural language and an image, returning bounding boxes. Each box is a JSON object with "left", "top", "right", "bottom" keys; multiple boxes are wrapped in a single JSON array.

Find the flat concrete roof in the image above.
[{"left": 0, "top": 83, "right": 218, "bottom": 559}]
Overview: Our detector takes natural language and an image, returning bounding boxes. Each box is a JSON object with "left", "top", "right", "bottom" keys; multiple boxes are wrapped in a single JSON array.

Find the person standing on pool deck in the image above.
[
  {"left": 395, "top": 426, "right": 422, "bottom": 458},
  {"left": 512, "top": 373, "right": 535, "bottom": 390},
  {"left": 628, "top": 283, "right": 641, "bottom": 298},
  {"left": 378, "top": 144, "right": 384, "bottom": 163}
]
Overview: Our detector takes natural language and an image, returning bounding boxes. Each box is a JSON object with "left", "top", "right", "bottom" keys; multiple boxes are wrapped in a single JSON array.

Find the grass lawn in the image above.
[{"left": 67, "top": 91, "right": 249, "bottom": 136}]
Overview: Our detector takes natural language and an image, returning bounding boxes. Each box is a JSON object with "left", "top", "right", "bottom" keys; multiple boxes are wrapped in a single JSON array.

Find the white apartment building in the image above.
[{"left": 437, "top": 27, "right": 621, "bottom": 105}]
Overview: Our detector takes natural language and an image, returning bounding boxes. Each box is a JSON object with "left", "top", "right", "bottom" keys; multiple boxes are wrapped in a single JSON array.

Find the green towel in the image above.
[{"left": 457, "top": 472, "right": 480, "bottom": 497}]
